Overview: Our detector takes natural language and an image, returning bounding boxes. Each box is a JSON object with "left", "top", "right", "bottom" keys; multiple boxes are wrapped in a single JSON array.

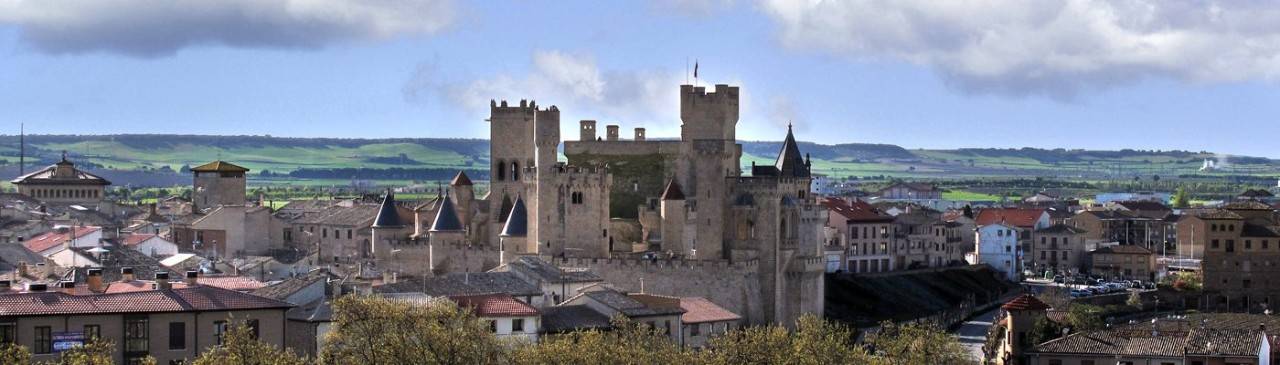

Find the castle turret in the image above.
[
  {"left": 634, "top": 128, "right": 646, "bottom": 141},
  {"left": 370, "top": 191, "right": 406, "bottom": 260},
  {"left": 580, "top": 120, "right": 597, "bottom": 141},
  {"left": 775, "top": 125, "right": 810, "bottom": 178},
  {"left": 449, "top": 171, "right": 475, "bottom": 226},
  {"left": 999, "top": 294, "right": 1050, "bottom": 364},
  {"left": 674, "top": 83, "right": 742, "bottom": 260},
  {"left": 606, "top": 125, "right": 620, "bottom": 141},
  {"left": 190, "top": 160, "right": 248, "bottom": 211},
  {"left": 659, "top": 179, "right": 689, "bottom": 256},
  {"left": 429, "top": 192, "right": 467, "bottom": 271},
  {"left": 500, "top": 196, "right": 530, "bottom": 259}
]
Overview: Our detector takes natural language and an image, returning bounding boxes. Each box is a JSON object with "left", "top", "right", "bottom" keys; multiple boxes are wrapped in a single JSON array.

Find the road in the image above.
[{"left": 952, "top": 306, "right": 999, "bottom": 362}]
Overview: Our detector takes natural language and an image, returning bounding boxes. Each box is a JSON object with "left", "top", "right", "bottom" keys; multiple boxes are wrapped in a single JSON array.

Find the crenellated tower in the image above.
[{"left": 674, "top": 84, "right": 743, "bottom": 260}]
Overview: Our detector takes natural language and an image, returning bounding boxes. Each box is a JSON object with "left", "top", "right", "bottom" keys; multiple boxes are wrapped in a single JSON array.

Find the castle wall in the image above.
[
  {"left": 525, "top": 165, "right": 612, "bottom": 258},
  {"left": 553, "top": 257, "right": 766, "bottom": 325}
]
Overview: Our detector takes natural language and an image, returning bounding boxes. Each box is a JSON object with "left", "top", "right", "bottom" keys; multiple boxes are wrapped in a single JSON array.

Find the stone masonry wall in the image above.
[{"left": 552, "top": 257, "right": 765, "bottom": 325}]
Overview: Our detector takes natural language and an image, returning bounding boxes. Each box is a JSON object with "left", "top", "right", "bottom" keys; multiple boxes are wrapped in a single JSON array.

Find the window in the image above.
[
  {"left": 0, "top": 324, "right": 13, "bottom": 344},
  {"left": 1040, "top": 251, "right": 1046, "bottom": 260},
  {"left": 690, "top": 323, "right": 701, "bottom": 336},
  {"left": 125, "top": 317, "right": 149, "bottom": 352},
  {"left": 34, "top": 326, "right": 52, "bottom": 354},
  {"left": 1212, "top": 239, "right": 1220, "bottom": 249},
  {"left": 322, "top": 228, "right": 327, "bottom": 238},
  {"left": 1227, "top": 240, "right": 1236, "bottom": 253},
  {"left": 84, "top": 324, "right": 100, "bottom": 340},
  {"left": 512, "top": 318, "right": 524, "bottom": 333},
  {"left": 169, "top": 322, "right": 186, "bottom": 350},
  {"left": 1081, "top": 360, "right": 1095, "bottom": 365},
  {"left": 347, "top": 230, "right": 352, "bottom": 239},
  {"left": 488, "top": 320, "right": 497, "bottom": 333},
  {"left": 214, "top": 321, "right": 228, "bottom": 345},
  {"left": 246, "top": 319, "right": 260, "bottom": 340},
  {"left": 496, "top": 161, "right": 506, "bottom": 181}
]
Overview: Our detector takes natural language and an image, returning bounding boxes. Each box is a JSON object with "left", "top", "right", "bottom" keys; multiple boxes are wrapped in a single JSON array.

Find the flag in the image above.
[{"left": 694, "top": 61, "right": 698, "bottom": 79}]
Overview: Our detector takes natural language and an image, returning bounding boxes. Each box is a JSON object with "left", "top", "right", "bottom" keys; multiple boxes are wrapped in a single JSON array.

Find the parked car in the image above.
[{"left": 1070, "top": 289, "right": 1089, "bottom": 298}]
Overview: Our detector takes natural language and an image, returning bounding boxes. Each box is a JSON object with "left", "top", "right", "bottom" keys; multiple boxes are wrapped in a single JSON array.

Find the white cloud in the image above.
[
  {"left": 761, "top": 0, "right": 1280, "bottom": 98},
  {"left": 0, "top": 0, "right": 454, "bottom": 57},
  {"left": 424, "top": 50, "right": 685, "bottom": 137}
]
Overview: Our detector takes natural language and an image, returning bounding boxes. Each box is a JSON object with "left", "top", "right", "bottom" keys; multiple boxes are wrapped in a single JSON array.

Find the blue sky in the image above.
[{"left": 1, "top": 0, "right": 1278, "bottom": 157}]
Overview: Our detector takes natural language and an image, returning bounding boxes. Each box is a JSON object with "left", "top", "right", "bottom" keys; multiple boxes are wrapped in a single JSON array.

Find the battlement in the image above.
[
  {"left": 489, "top": 99, "right": 559, "bottom": 114},
  {"left": 680, "top": 84, "right": 739, "bottom": 101},
  {"left": 522, "top": 163, "right": 609, "bottom": 176},
  {"left": 552, "top": 256, "right": 759, "bottom": 271}
]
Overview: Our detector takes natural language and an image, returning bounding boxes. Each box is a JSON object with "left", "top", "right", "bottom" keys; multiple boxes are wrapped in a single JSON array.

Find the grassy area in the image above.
[
  {"left": 941, "top": 190, "right": 1003, "bottom": 201},
  {"left": 37, "top": 141, "right": 481, "bottom": 173}
]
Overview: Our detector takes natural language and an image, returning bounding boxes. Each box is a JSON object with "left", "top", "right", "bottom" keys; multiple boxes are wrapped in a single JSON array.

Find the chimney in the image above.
[
  {"left": 120, "top": 267, "right": 135, "bottom": 282},
  {"left": 0, "top": 280, "right": 11, "bottom": 292},
  {"left": 26, "top": 283, "right": 47, "bottom": 292},
  {"left": 185, "top": 271, "right": 199, "bottom": 286},
  {"left": 58, "top": 280, "right": 75, "bottom": 294},
  {"left": 87, "top": 268, "right": 104, "bottom": 293},
  {"left": 634, "top": 128, "right": 646, "bottom": 141},
  {"left": 155, "top": 271, "right": 171, "bottom": 290}
]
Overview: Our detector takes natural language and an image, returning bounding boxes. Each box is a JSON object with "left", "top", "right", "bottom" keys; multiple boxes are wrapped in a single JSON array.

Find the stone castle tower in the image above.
[{"left": 190, "top": 160, "right": 248, "bottom": 211}]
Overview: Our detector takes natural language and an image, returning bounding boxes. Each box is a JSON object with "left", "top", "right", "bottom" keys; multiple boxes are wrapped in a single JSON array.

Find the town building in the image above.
[
  {"left": 452, "top": 293, "right": 541, "bottom": 343},
  {"left": 190, "top": 160, "right": 248, "bottom": 212},
  {"left": 678, "top": 297, "right": 741, "bottom": 348},
  {"left": 1177, "top": 201, "right": 1280, "bottom": 312},
  {"left": 11, "top": 153, "right": 110, "bottom": 206},
  {"left": 0, "top": 270, "right": 291, "bottom": 364},
  {"left": 821, "top": 197, "right": 896, "bottom": 273},
  {"left": 876, "top": 182, "right": 941, "bottom": 200},
  {"left": 1028, "top": 224, "right": 1088, "bottom": 275},
  {"left": 973, "top": 223, "right": 1022, "bottom": 281},
  {"left": 1087, "top": 244, "right": 1156, "bottom": 281}
]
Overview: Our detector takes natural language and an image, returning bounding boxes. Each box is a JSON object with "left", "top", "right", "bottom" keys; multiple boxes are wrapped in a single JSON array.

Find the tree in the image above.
[
  {"left": 514, "top": 317, "right": 692, "bottom": 365},
  {"left": 699, "top": 314, "right": 872, "bottom": 365},
  {"left": 1172, "top": 186, "right": 1190, "bottom": 208},
  {"left": 1126, "top": 291, "right": 1143, "bottom": 308},
  {"left": 864, "top": 321, "right": 971, "bottom": 365},
  {"left": 191, "top": 323, "right": 306, "bottom": 365},
  {"left": 1026, "top": 317, "right": 1063, "bottom": 347},
  {"left": 321, "top": 295, "right": 506, "bottom": 365},
  {"left": 1065, "top": 304, "right": 1104, "bottom": 331},
  {"left": 46, "top": 339, "right": 119, "bottom": 365},
  {"left": 0, "top": 343, "right": 30, "bottom": 365}
]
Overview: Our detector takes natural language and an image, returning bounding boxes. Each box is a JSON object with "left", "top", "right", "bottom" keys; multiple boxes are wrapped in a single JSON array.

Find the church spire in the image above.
[{"left": 774, "top": 123, "right": 809, "bottom": 178}]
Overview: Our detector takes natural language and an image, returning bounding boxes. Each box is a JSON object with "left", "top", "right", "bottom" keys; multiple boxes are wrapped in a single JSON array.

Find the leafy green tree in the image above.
[
  {"left": 321, "top": 295, "right": 506, "bottom": 365},
  {"left": 191, "top": 323, "right": 306, "bottom": 365},
  {"left": 1172, "top": 186, "right": 1190, "bottom": 208},
  {"left": 0, "top": 343, "right": 31, "bottom": 364},
  {"left": 1066, "top": 304, "right": 1104, "bottom": 331},
  {"left": 864, "top": 321, "right": 971, "bottom": 365},
  {"left": 514, "top": 317, "right": 692, "bottom": 365},
  {"left": 1126, "top": 291, "right": 1142, "bottom": 308},
  {"left": 1026, "top": 317, "right": 1062, "bottom": 346},
  {"left": 45, "top": 339, "right": 118, "bottom": 365}
]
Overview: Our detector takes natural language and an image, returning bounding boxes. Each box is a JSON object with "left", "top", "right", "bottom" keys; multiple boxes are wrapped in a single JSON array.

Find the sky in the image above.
[{"left": 1, "top": 0, "right": 1279, "bottom": 157}]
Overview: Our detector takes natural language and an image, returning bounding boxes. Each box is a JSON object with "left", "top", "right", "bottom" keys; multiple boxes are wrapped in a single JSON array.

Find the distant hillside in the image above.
[{"left": 0, "top": 134, "right": 1275, "bottom": 185}]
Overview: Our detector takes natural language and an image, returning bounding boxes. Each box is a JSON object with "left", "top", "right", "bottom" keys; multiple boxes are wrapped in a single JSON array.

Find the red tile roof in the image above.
[
  {"left": 821, "top": 198, "right": 892, "bottom": 222},
  {"left": 449, "top": 293, "right": 538, "bottom": 317},
  {"left": 975, "top": 208, "right": 1046, "bottom": 228},
  {"left": 67, "top": 277, "right": 265, "bottom": 295},
  {"left": 1002, "top": 294, "right": 1051, "bottom": 311},
  {"left": 120, "top": 233, "right": 157, "bottom": 247},
  {"left": 0, "top": 285, "right": 290, "bottom": 316},
  {"left": 679, "top": 297, "right": 741, "bottom": 324},
  {"left": 194, "top": 276, "right": 268, "bottom": 291},
  {"left": 24, "top": 226, "right": 101, "bottom": 254}
]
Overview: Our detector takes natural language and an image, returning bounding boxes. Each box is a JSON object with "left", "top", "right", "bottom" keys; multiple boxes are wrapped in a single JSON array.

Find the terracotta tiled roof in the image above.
[
  {"left": 194, "top": 276, "right": 268, "bottom": 291},
  {"left": 1035, "top": 224, "right": 1087, "bottom": 235},
  {"left": 25, "top": 227, "right": 100, "bottom": 254},
  {"left": 975, "top": 208, "right": 1045, "bottom": 228},
  {"left": 1032, "top": 330, "right": 1187, "bottom": 358},
  {"left": 821, "top": 198, "right": 892, "bottom": 223},
  {"left": 0, "top": 285, "right": 290, "bottom": 316},
  {"left": 449, "top": 293, "right": 538, "bottom": 317},
  {"left": 1001, "top": 294, "right": 1050, "bottom": 311},
  {"left": 1185, "top": 328, "right": 1262, "bottom": 356},
  {"left": 190, "top": 160, "right": 249, "bottom": 173},
  {"left": 679, "top": 297, "right": 741, "bottom": 324},
  {"left": 1222, "top": 200, "right": 1275, "bottom": 211},
  {"left": 120, "top": 234, "right": 157, "bottom": 247}
]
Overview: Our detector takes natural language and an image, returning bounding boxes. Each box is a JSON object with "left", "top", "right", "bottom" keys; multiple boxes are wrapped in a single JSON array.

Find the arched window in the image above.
[
  {"left": 496, "top": 161, "right": 506, "bottom": 181},
  {"left": 511, "top": 162, "right": 520, "bottom": 181}
]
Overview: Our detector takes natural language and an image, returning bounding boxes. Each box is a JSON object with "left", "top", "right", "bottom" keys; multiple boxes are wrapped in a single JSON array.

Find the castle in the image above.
[{"left": 369, "top": 83, "right": 825, "bottom": 325}]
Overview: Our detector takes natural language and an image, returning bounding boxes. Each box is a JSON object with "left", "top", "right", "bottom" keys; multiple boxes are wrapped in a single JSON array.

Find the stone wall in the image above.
[
  {"left": 553, "top": 257, "right": 765, "bottom": 324},
  {"left": 564, "top": 151, "right": 677, "bottom": 219}
]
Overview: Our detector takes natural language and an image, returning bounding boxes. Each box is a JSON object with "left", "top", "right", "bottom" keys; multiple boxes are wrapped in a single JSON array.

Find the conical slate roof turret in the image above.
[
  {"left": 661, "top": 179, "right": 685, "bottom": 200},
  {"left": 372, "top": 191, "right": 404, "bottom": 228},
  {"left": 430, "top": 192, "right": 464, "bottom": 232},
  {"left": 775, "top": 124, "right": 810, "bottom": 178},
  {"left": 450, "top": 171, "right": 474, "bottom": 186},
  {"left": 500, "top": 196, "right": 528, "bottom": 237}
]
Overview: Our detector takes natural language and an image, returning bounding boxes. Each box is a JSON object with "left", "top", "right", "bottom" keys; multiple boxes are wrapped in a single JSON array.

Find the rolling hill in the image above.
[{"left": 0, "top": 134, "right": 1276, "bottom": 186}]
